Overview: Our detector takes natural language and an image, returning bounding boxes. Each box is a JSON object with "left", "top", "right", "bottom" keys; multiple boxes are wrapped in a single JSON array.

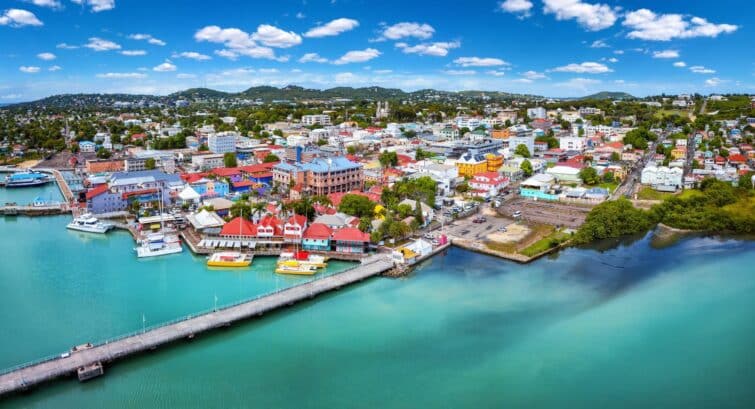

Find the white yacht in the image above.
[
  {"left": 135, "top": 232, "right": 183, "bottom": 258},
  {"left": 66, "top": 214, "right": 113, "bottom": 234}
]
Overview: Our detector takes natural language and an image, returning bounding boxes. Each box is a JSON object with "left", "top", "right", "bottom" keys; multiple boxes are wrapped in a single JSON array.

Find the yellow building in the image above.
[
  {"left": 456, "top": 152, "right": 488, "bottom": 177},
  {"left": 491, "top": 129, "right": 511, "bottom": 140},
  {"left": 485, "top": 154, "right": 503, "bottom": 171},
  {"left": 671, "top": 147, "right": 687, "bottom": 160}
]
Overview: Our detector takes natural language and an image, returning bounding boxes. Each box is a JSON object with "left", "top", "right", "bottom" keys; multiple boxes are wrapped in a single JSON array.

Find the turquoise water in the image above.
[
  {"left": 1, "top": 217, "right": 755, "bottom": 408},
  {"left": 0, "top": 173, "right": 62, "bottom": 204}
]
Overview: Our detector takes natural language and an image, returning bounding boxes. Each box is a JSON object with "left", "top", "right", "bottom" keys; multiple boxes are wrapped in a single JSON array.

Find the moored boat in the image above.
[
  {"left": 207, "top": 251, "right": 252, "bottom": 267},
  {"left": 274, "top": 260, "right": 318, "bottom": 275},
  {"left": 3, "top": 171, "right": 51, "bottom": 188},
  {"left": 135, "top": 232, "right": 183, "bottom": 258},
  {"left": 277, "top": 251, "right": 328, "bottom": 268},
  {"left": 66, "top": 213, "right": 113, "bottom": 234}
]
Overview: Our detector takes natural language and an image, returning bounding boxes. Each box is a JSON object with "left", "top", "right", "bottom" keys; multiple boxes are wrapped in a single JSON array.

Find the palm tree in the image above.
[{"left": 251, "top": 201, "right": 267, "bottom": 220}]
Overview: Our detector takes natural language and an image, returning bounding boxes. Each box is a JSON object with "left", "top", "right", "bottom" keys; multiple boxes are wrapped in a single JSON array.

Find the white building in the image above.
[
  {"left": 527, "top": 107, "right": 546, "bottom": 120},
  {"left": 559, "top": 136, "right": 586, "bottom": 151},
  {"left": 509, "top": 135, "right": 535, "bottom": 156},
  {"left": 301, "top": 114, "right": 332, "bottom": 126},
  {"left": 192, "top": 153, "right": 225, "bottom": 170},
  {"left": 207, "top": 131, "right": 238, "bottom": 154},
  {"left": 641, "top": 165, "right": 683, "bottom": 190}
]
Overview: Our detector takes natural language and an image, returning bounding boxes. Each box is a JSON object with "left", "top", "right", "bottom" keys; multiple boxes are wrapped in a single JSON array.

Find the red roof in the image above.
[
  {"left": 728, "top": 154, "right": 746, "bottom": 163},
  {"left": 232, "top": 180, "right": 256, "bottom": 188},
  {"left": 303, "top": 223, "right": 332, "bottom": 239},
  {"left": 240, "top": 162, "right": 276, "bottom": 174},
  {"left": 287, "top": 214, "right": 307, "bottom": 227},
  {"left": 258, "top": 215, "right": 283, "bottom": 236},
  {"left": 85, "top": 184, "right": 109, "bottom": 199},
  {"left": 332, "top": 227, "right": 370, "bottom": 242},
  {"left": 181, "top": 172, "right": 208, "bottom": 183},
  {"left": 121, "top": 188, "right": 157, "bottom": 199},
  {"left": 210, "top": 167, "right": 241, "bottom": 177},
  {"left": 220, "top": 217, "right": 257, "bottom": 237},
  {"left": 473, "top": 171, "right": 502, "bottom": 180}
]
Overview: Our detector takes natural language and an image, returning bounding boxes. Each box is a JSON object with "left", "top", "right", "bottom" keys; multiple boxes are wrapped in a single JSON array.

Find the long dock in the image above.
[{"left": 0, "top": 255, "right": 394, "bottom": 397}]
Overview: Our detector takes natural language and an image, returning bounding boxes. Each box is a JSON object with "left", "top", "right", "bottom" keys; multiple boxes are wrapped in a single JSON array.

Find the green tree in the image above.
[
  {"left": 579, "top": 167, "right": 600, "bottom": 185},
  {"left": 514, "top": 144, "right": 531, "bottom": 158},
  {"left": 610, "top": 151, "right": 621, "bottom": 162},
  {"left": 144, "top": 158, "right": 156, "bottom": 170},
  {"left": 263, "top": 154, "right": 280, "bottom": 163},
  {"left": 223, "top": 152, "right": 238, "bottom": 168},
  {"left": 338, "top": 194, "right": 375, "bottom": 218},
  {"left": 520, "top": 159, "right": 533, "bottom": 177},
  {"left": 96, "top": 147, "right": 111, "bottom": 159},
  {"left": 573, "top": 198, "right": 654, "bottom": 244},
  {"left": 198, "top": 144, "right": 209, "bottom": 152},
  {"left": 379, "top": 151, "right": 399, "bottom": 167}
]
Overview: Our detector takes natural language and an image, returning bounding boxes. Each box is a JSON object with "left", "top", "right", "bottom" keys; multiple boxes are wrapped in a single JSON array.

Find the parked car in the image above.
[{"left": 512, "top": 211, "right": 522, "bottom": 218}]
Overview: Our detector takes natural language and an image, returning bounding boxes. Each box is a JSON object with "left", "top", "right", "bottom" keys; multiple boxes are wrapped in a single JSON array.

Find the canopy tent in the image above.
[{"left": 178, "top": 186, "right": 201, "bottom": 202}]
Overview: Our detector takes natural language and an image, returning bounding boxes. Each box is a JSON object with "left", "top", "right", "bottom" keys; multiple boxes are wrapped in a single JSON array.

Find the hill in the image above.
[{"left": 577, "top": 91, "right": 635, "bottom": 100}]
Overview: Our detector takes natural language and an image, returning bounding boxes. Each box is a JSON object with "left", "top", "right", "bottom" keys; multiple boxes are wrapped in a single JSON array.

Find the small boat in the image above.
[
  {"left": 207, "top": 251, "right": 252, "bottom": 267},
  {"left": 275, "top": 260, "right": 318, "bottom": 275},
  {"left": 3, "top": 171, "right": 51, "bottom": 188},
  {"left": 135, "top": 232, "right": 183, "bottom": 258},
  {"left": 67, "top": 213, "right": 113, "bottom": 234},
  {"left": 277, "top": 251, "right": 328, "bottom": 268}
]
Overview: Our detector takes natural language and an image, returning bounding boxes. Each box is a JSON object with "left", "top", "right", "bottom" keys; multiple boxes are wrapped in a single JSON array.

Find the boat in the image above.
[
  {"left": 207, "top": 251, "right": 252, "bottom": 267},
  {"left": 135, "top": 232, "right": 183, "bottom": 258},
  {"left": 3, "top": 171, "right": 51, "bottom": 188},
  {"left": 275, "top": 260, "right": 318, "bottom": 275},
  {"left": 66, "top": 213, "right": 113, "bottom": 234},
  {"left": 277, "top": 251, "right": 328, "bottom": 269}
]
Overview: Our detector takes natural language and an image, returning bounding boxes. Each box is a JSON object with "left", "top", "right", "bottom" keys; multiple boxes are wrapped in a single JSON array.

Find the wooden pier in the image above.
[{"left": 0, "top": 255, "right": 394, "bottom": 397}]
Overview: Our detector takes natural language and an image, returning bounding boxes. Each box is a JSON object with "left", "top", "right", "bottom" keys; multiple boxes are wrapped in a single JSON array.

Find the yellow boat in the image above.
[
  {"left": 207, "top": 251, "right": 253, "bottom": 267},
  {"left": 277, "top": 251, "right": 328, "bottom": 269},
  {"left": 275, "top": 260, "right": 318, "bottom": 275}
]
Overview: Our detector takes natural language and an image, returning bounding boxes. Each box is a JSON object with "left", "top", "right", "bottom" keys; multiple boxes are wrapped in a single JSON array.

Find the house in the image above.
[
  {"left": 313, "top": 212, "right": 356, "bottom": 230},
  {"left": 469, "top": 172, "right": 509, "bottom": 197},
  {"left": 392, "top": 239, "right": 433, "bottom": 264},
  {"left": 302, "top": 223, "right": 333, "bottom": 251},
  {"left": 456, "top": 151, "right": 488, "bottom": 177},
  {"left": 332, "top": 227, "right": 370, "bottom": 254},
  {"left": 79, "top": 141, "right": 96, "bottom": 153},
  {"left": 219, "top": 217, "right": 257, "bottom": 239},
  {"left": 203, "top": 197, "right": 234, "bottom": 216},
  {"left": 255, "top": 215, "right": 283, "bottom": 238},
  {"left": 283, "top": 214, "right": 308, "bottom": 242}
]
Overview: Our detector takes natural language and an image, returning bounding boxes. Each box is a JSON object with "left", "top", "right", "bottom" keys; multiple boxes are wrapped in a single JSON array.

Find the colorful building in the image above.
[
  {"left": 485, "top": 154, "right": 503, "bottom": 171},
  {"left": 332, "top": 227, "right": 371, "bottom": 254},
  {"left": 302, "top": 223, "right": 333, "bottom": 251},
  {"left": 455, "top": 151, "right": 488, "bottom": 177}
]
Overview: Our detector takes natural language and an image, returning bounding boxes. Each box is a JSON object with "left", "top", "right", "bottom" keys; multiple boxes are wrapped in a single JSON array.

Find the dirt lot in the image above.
[
  {"left": 36, "top": 151, "right": 95, "bottom": 169},
  {"left": 497, "top": 198, "right": 590, "bottom": 229}
]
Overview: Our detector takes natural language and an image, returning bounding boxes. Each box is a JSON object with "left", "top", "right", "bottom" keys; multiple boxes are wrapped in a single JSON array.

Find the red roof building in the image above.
[
  {"left": 220, "top": 217, "right": 258, "bottom": 237},
  {"left": 332, "top": 227, "right": 370, "bottom": 253},
  {"left": 256, "top": 215, "right": 283, "bottom": 238},
  {"left": 210, "top": 167, "right": 241, "bottom": 178},
  {"left": 85, "top": 184, "right": 109, "bottom": 200},
  {"left": 284, "top": 214, "right": 308, "bottom": 241},
  {"left": 302, "top": 223, "right": 332, "bottom": 240}
]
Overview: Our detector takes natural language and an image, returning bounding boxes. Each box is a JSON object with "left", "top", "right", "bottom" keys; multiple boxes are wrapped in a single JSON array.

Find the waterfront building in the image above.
[
  {"left": 301, "top": 114, "right": 332, "bottom": 126},
  {"left": 283, "top": 214, "right": 308, "bottom": 243},
  {"left": 273, "top": 156, "right": 363, "bottom": 196},
  {"left": 456, "top": 151, "right": 488, "bottom": 177},
  {"left": 86, "top": 170, "right": 183, "bottom": 214},
  {"left": 302, "top": 223, "right": 333, "bottom": 251},
  {"left": 332, "top": 227, "right": 370, "bottom": 254},
  {"left": 208, "top": 132, "right": 238, "bottom": 154}
]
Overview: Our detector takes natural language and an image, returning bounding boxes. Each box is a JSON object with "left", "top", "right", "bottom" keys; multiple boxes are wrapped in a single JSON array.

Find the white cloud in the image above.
[
  {"left": 590, "top": 39, "right": 609, "bottom": 48},
  {"left": 172, "top": 51, "right": 210, "bottom": 60},
  {"left": 513, "top": 78, "right": 533, "bottom": 83},
  {"left": 96, "top": 72, "right": 147, "bottom": 79},
  {"left": 258, "top": 68, "right": 278, "bottom": 74},
  {"left": 295, "top": 12, "right": 305, "bottom": 19},
  {"left": 705, "top": 77, "right": 724, "bottom": 87},
  {"left": 303, "top": 18, "right": 359, "bottom": 38},
  {"left": 443, "top": 70, "right": 477, "bottom": 76},
  {"left": 623, "top": 9, "right": 738, "bottom": 41},
  {"left": 542, "top": 0, "right": 618, "bottom": 31},
  {"left": 48, "top": 65, "right": 61, "bottom": 71},
  {"left": 500, "top": 0, "right": 533, "bottom": 16},
  {"left": 373, "top": 69, "right": 393, "bottom": 74},
  {"left": 552, "top": 61, "right": 612, "bottom": 73},
  {"left": 128, "top": 33, "right": 165, "bottom": 46},
  {"left": 26, "top": 0, "right": 61, "bottom": 9},
  {"left": 673, "top": 61, "right": 686, "bottom": 68},
  {"left": 19, "top": 65, "right": 41, "bottom": 73},
  {"left": 56, "top": 42, "right": 78, "bottom": 49},
  {"left": 176, "top": 73, "right": 197, "bottom": 79},
  {"left": 613, "top": 49, "right": 624, "bottom": 55},
  {"left": 522, "top": 70, "right": 547, "bottom": 80},
  {"left": 378, "top": 22, "right": 434, "bottom": 41},
  {"left": 195, "top": 25, "right": 281, "bottom": 61},
  {"left": 37, "top": 52, "right": 56, "bottom": 60},
  {"left": 607, "top": 57, "right": 618, "bottom": 63},
  {"left": 652, "top": 49, "right": 679, "bottom": 59},
  {"left": 120, "top": 50, "right": 146, "bottom": 56},
  {"left": 487, "top": 70, "right": 506, "bottom": 77},
  {"left": 153, "top": 62, "right": 177, "bottom": 72},
  {"left": 395, "top": 41, "right": 460, "bottom": 57},
  {"left": 0, "top": 9, "right": 43, "bottom": 27},
  {"left": 690, "top": 65, "right": 715, "bottom": 74},
  {"left": 84, "top": 37, "right": 120, "bottom": 51},
  {"left": 299, "top": 53, "right": 328, "bottom": 63},
  {"left": 251, "top": 24, "right": 302, "bottom": 48},
  {"left": 454, "top": 56, "right": 508, "bottom": 67},
  {"left": 333, "top": 48, "right": 380, "bottom": 65},
  {"left": 70, "top": 0, "right": 114, "bottom": 12}
]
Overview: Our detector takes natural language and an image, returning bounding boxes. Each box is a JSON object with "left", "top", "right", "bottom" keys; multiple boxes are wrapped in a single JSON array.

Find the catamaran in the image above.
[
  {"left": 207, "top": 251, "right": 253, "bottom": 267},
  {"left": 2, "top": 171, "right": 51, "bottom": 187},
  {"left": 135, "top": 232, "right": 182, "bottom": 258},
  {"left": 275, "top": 259, "right": 318, "bottom": 275},
  {"left": 66, "top": 213, "right": 113, "bottom": 234},
  {"left": 277, "top": 251, "right": 328, "bottom": 269}
]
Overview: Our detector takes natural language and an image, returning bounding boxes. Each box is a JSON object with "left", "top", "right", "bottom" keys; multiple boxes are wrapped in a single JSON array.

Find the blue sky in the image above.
[{"left": 0, "top": 0, "right": 752, "bottom": 102}]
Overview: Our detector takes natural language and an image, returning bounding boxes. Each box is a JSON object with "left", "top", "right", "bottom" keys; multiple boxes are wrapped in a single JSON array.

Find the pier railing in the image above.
[{"left": 0, "top": 259, "right": 376, "bottom": 377}]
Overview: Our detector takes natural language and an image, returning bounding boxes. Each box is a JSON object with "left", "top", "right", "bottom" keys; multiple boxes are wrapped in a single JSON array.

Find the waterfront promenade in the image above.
[{"left": 0, "top": 254, "right": 394, "bottom": 397}]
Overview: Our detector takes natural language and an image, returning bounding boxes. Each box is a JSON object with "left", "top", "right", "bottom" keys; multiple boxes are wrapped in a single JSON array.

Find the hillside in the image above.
[{"left": 578, "top": 91, "right": 635, "bottom": 100}]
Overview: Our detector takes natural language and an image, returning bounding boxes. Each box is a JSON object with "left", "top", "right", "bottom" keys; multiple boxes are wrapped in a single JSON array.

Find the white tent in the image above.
[{"left": 178, "top": 186, "right": 201, "bottom": 203}]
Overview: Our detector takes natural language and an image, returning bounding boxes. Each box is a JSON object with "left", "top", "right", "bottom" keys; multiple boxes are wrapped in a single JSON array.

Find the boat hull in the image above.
[
  {"left": 66, "top": 224, "right": 112, "bottom": 234},
  {"left": 274, "top": 267, "right": 317, "bottom": 275},
  {"left": 4, "top": 179, "right": 51, "bottom": 188},
  {"left": 136, "top": 244, "right": 183, "bottom": 258},
  {"left": 207, "top": 260, "right": 252, "bottom": 267}
]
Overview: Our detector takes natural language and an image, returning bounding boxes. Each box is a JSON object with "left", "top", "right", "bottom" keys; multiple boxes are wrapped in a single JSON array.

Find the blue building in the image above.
[{"left": 86, "top": 170, "right": 183, "bottom": 214}]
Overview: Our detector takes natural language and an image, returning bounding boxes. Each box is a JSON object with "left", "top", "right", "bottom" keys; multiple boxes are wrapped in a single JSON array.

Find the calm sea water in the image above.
[
  {"left": 1, "top": 213, "right": 754, "bottom": 408},
  {"left": 0, "top": 178, "right": 62, "bottom": 205}
]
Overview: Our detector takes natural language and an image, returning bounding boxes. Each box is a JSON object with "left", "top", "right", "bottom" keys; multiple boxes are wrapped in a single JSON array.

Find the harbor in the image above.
[{"left": 0, "top": 254, "right": 394, "bottom": 397}]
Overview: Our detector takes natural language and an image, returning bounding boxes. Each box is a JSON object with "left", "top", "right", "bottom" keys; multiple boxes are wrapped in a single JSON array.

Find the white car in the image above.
[{"left": 512, "top": 211, "right": 522, "bottom": 218}]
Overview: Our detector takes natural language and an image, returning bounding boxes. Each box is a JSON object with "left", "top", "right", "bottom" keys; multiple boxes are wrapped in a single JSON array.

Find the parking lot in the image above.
[
  {"left": 497, "top": 198, "right": 590, "bottom": 229},
  {"left": 443, "top": 213, "right": 514, "bottom": 241}
]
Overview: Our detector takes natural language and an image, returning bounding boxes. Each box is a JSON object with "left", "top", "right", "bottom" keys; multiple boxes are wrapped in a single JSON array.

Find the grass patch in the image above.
[
  {"left": 637, "top": 186, "right": 674, "bottom": 200},
  {"left": 519, "top": 230, "right": 571, "bottom": 257},
  {"left": 598, "top": 182, "right": 618, "bottom": 192},
  {"left": 484, "top": 241, "right": 518, "bottom": 254}
]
